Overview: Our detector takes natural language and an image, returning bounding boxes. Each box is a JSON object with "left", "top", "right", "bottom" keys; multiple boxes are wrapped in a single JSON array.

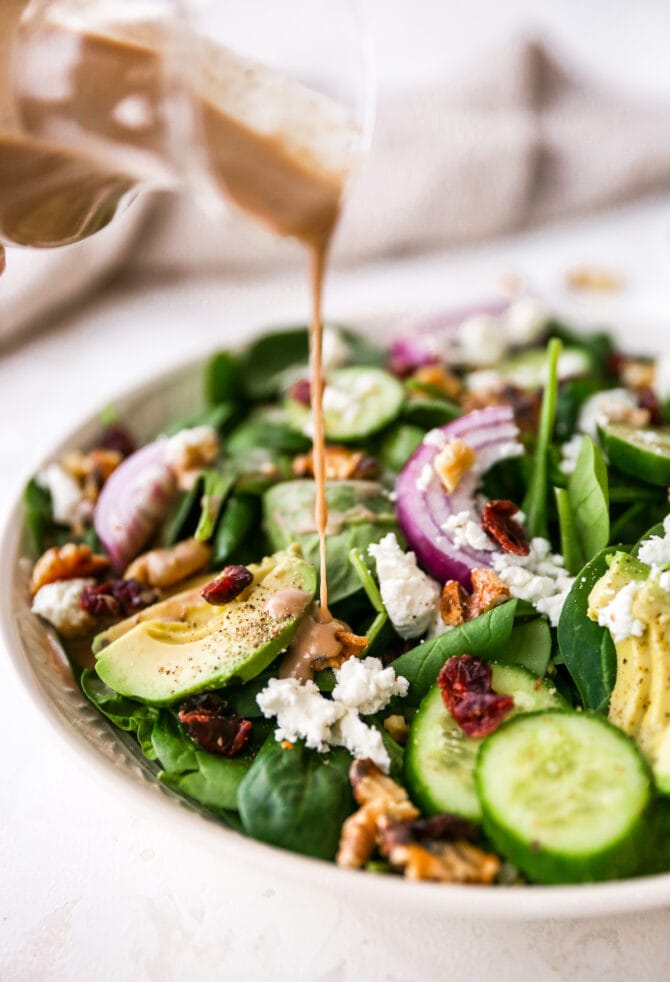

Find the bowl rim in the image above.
[{"left": 4, "top": 340, "right": 670, "bottom": 921}]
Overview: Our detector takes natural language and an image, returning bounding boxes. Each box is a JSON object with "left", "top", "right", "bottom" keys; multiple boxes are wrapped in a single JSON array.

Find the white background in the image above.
[{"left": 4, "top": 1, "right": 670, "bottom": 979}]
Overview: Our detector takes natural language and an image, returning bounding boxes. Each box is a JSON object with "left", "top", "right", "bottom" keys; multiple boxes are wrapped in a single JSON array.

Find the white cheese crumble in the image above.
[
  {"left": 491, "top": 537, "right": 575, "bottom": 627},
  {"left": 423, "top": 428, "right": 447, "bottom": 449},
  {"left": 559, "top": 434, "right": 585, "bottom": 475},
  {"left": 32, "top": 577, "right": 96, "bottom": 637},
  {"left": 637, "top": 515, "right": 670, "bottom": 572},
  {"left": 577, "top": 388, "right": 639, "bottom": 439},
  {"left": 256, "top": 657, "right": 409, "bottom": 772},
  {"left": 596, "top": 581, "right": 646, "bottom": 643},
  {"left": 164, "top": 426, "right": 220, "bottom": 485},
  {"left": 654, "top": 354, "right": 670, "bottom": 403},
  {"left": 457, "top": 314, "right": 508, "bottom": 367},
  {"left": 466, "top": 369, "right": 504, "bottom": 393},
  {"left": 659, "top": 571, "right": 670, "bottom": 592},
  {"left": 331, "top": 656, "right": 408, "bottom": 714},
  {"left": 443, "top": 510, "right": 496, "bottom": 553},
  {"left": 416, "top": 463, "right": 434, "bottom": 492},
  {"left": 36, "top": 463, "right": 88, "bottom": 528},
  {"left": 368, "top": 533, "right": 441, "bottom": 639},
  {"left": 504, "top": 297, "right": 547, "bottom": 346},
  {"left": 321, "top": 325, "right": 352, "bottom": 373}
]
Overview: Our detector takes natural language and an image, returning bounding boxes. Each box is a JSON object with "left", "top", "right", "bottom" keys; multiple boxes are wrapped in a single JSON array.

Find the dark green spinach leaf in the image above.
[
  {"left": 490, "top": 617, "right": 552, "bottom": 677},
  {"left": 392, "top": 600, "right": 518, "bottom": 703},
  {"left": 205, "top": 351, "right": 242, "bottom": 406},
  {"left": 212, "top": 494, "right": 259, "bottom": 566},
  {"left": 557, "top": 546, "right": 625, "bottom": 712},
  {"left": 81, "top": 669, "right": 159, "bottom": 760},
  {"left": 194, "top": 469, "right": 235, "bottom": 542},
  {"left": 237, "top": 739, "right": 355, "bottom": 860},
  {"left": 567, "top": 436, "right": 609, "bottom": 564}
]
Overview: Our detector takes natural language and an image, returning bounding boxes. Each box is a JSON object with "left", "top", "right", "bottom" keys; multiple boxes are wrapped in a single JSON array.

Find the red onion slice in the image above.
[
  {"left": 389, "top": 300, "right": 508, "bottom": 376},
  {"left": 395, "top": 406, "right": 522, "bottom": 586},
  {"left": 94, "top": 437, "right": 176, "bottom": 571}
]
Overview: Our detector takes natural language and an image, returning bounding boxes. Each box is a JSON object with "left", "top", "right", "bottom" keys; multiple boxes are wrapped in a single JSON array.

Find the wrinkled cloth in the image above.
[{"left": 3, "top": 37, "right": 670, "bottom": 344}]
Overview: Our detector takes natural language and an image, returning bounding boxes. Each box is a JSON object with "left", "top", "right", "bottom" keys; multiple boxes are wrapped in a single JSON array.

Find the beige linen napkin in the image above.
[{"left": 3, "top": 36, "right": 670, "bottom": 343}]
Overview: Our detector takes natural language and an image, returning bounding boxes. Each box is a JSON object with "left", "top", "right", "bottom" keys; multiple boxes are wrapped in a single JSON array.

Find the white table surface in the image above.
[{"left": 3, "top": 196, "right": 670, "bottom": 981}]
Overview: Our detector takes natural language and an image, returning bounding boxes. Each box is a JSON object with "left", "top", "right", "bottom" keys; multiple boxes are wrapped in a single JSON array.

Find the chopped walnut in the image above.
[
  {"left": 30, "top": 543, "right": 111, "bottom": 596},
  {"left": 385, "top": 837, "right": 500, "bottom": 884},
  {"left": 336, "top": 759, "right": 419, "bottom": 869},
  {"left": 619, "top": 357, "right": 655, "bottom": 391},
  {"left": 310, "top": 629, "right": 369, "bottom": 671},
  {"left": 292, "top": 445, "right": 379, "bottom": 481},
  {"left": 565, "top": 265, "right": 625, "bottom": 293},
  {"left": 433, "top": 439, "right": 476, "bottom": 493},
  {"left": 409, "top": 364, "right": 462, "bottom": 401},
  {"left": 383, "top": 714, "right": 409, "bottom": 745},
  {"left": 60, "top": 448, "right": 123, "bottom": 506},
  {"left": 165, "top": 426, "right": 220, "bottom": 491},
  {"left": 439, "top": 569, "right": 510, "bottom": 627},
  {"left": 440, "top": 580, "right": 468, "bottom": 626},
  {"left": 124, "top": 537, "right": 211, "bottom": 589},
  {"left": 466, "top": 568, "right": 511, "bottom": 619}
]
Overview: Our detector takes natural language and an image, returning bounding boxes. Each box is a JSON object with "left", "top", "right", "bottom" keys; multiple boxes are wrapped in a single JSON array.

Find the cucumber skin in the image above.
[
  {"left": 600, "top": 425, "right": 670, "bottom": 487},
  {"left": 404, "top": 665, "right": 566, "bottom": 823},
  {"left": 476, "top": 710, "right": 653, "bottom": 885}
]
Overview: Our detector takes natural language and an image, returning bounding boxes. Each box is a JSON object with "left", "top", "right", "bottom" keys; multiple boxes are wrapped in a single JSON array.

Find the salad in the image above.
[{"left": 23, "top": 298, "right": 670, "bottom": 886}]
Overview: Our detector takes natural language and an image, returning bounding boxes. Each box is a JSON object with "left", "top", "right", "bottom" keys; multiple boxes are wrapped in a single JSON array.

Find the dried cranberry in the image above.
[
  {"left": 80, "top": 579, "right": 158, "bottom": 618},
  {"left": 637, "top": 387, "right": 663, "bottom": 426},
  {"left": 288, "top": 379, "right": 312, "bottom": 406},
  {"left": 178, "top": 693, "right": 252, "bottom": 757},
  {"left": 202, "top": 565, "right": 253, "bottom": 605},
  {"left": 481, "top": 499, "right": 530, "bottom": 556},
  {"left": 98, "top": 423, "right": 136, "bottom": 458},
  {"left": 438, "top": 654, "right": 513, "bottom": 738}
]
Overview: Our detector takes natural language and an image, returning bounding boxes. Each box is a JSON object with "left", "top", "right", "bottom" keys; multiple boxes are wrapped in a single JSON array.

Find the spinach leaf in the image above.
[
  {"left": 554, "top": 486, "right": 583, "bottom": 575},
  {"left": 212, "top": 494, "right": 259, "bottom": 566},
  {"left": 490, "top": 618, "right": 552, "bottom": 677},
  {"left": 225, "top": 669, "right": 275, "bottom": 718},
  {"left": 348, "top": 547, "right": 391, "bottom": 656},
  {"left": 237, "top": 739, "right": 355, "bottom": 860},
  {"left": 152, "top": 711, "right": 253, "bottom": 813},
  {"left": 241, "top": 328, "right": 309, "bottom": 401},
  {"left": 161, "top": 403, "right": 236, "bottom": 437},
  {"left": 194, "top": 469, "right": 235, "bottom": 542},
  {"left": 161, "top": 478, "right": 203, "bottom": 547},
  {"left": 378, "top": 423, "right": 424, "bottom": 473},
  {"left": 205, "top": 351, "right": 242, "bottom": 406},
  {"left": 228, "top": 417, "right": 311, "bottom": 456},
  {"left": 567, "top": 436, "right": 609, "bottom": 564},
  {"left": 400, "top": 397, "right": 461, "bottom": 429},
  {"left": 81, "top": 669, "right": 159, "bottom": 760},
  {"left": 392, "top": 600, "right": 518, "bottom": 703},
  {"left": 554, "top": 377, "right": 603, "bottom": 441},
  {"left": 523, "top": 338, "right": 561, "bottom": 538},
  {"left": 264, "top": 481, "right": 398, "bottom": 604},
  {"left": 557, "top": 546, "right": 624, "bottom": 711},
  {"left": 23, "top": 479, "right": 53, "bottom": 554}
]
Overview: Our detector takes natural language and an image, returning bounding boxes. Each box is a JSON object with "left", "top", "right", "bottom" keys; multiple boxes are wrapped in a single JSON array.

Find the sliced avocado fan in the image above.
[{"left": 94, "top": 546, "right": 316, "bottom": 706}]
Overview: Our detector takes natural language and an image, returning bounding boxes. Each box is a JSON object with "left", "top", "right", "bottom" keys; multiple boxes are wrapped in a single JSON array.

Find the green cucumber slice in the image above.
[
  {"left": 476, "top": 710, "right": 652, "bottom": 884},
  {"left": 286, "top": 367, "right": 404, "bottom": 441},
  {"left": 599, "top": 423, "right": 670, "bottom": 487},
  {"left": 404, "top": 664, "right": 565, "bottom": 822},
  {"left": 493, "top": 346, "right": 591, "bottom": 390}
]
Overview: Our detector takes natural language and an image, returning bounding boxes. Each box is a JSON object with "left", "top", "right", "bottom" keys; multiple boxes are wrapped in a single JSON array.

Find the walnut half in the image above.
[
  {"left": 439, "top": 568, "right": 510, "bottom": 627},
  {"left": 30, "top": 543, "right": 110, "bottom": 596}
]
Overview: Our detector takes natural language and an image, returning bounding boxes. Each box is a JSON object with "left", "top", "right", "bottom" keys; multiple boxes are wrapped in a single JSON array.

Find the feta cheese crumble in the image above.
[
  {"left": 368, "top": 533, "right": 441, "bottom": 639},
  {"left": 32, "top": 577, "right": 96, "bottom": 638},
  {"left": 444, "top": 510, "right": 496, "bottom": 553},
  {"left": 331, "top": 656, "right": 409, "bottom": 714},
  {"left": 256, "top": 657, "right": 409, "bottom": 772},
  {"left": 321, "top": 325, "right": 352, "bottom": 373},
  {"left": 36, "top": 463, "right": 88, "bottom": 528},
  {"left": 637, "top": 515, "right": 670, "bottom": 572},
  {"left": 577, "top": 388, "right": 639, "bottom": 439},
  {"left": 595, "top": 581, "right": 646, "bottom": 643},
  {"left": 560, "top": 434, "right": 585, "bottom": 475},
  {"left": 491, "top": 537, "right": 575, "bottom": 626}
]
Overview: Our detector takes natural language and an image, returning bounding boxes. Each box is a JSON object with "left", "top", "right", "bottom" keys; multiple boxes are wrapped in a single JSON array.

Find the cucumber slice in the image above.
[
  {"left": 491, "top": 346, "right": 591, "bottom": 390},
  {"left": 476, "top": 710, "right": 652, "bottom": 884},
  {"left": 599, "top": 423, "right": 670, "bottom": 487},
  {"left": 286, "top": 367, "right": 404, "bottom": 441},
  {"left": 404, "top": 664, "right": 565, "bottom": 822}
]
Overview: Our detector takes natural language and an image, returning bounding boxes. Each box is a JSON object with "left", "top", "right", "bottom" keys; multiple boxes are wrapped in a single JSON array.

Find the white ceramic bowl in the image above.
[{"left": 5, "top": 342, "right": 670, "bottom": 921}]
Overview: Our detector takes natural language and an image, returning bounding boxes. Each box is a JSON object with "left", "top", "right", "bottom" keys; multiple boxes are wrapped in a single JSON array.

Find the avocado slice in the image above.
[
  {"left": 94, "top": 546, "right": 316, "bottom": 706},
  {"left": 589, "top": 552, "right": 670, "bottom": 792}
]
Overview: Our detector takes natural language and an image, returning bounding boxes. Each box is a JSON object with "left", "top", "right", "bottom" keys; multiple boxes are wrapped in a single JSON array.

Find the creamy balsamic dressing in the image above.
[
  {"left": 264, "top": 587, "right": 312, "bottom": 621},
  {"left": 279, "top": 608, "right": 348, "bottom": 682}
]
